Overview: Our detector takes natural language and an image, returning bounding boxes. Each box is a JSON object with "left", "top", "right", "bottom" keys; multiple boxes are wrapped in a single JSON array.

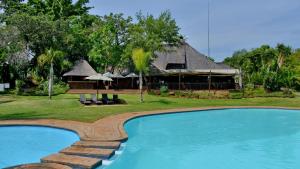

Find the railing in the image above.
[
  {"left": 67, "top": 81, "right": 235, "bottom": 90},
  {"left": 149, "top": 82, "right": 235, "bottom": 90}
]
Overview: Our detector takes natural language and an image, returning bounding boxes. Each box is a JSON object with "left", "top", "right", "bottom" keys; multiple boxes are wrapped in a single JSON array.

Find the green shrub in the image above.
[
  {"left": 39, "top": 81, "right": 69, "bottom": 96},
  {"left": 190, "top": 92, "right": 200, "bottom": 99},
  {"left": 185, "top": 90, "right": 194, "bottom": 98},
  {"left": 174, "top": 91, "right": 182, "bottom": 97},
  {"left": 160, "top": 85, "right": 168, "bottom": 93},
  {"left": 159, "top": 85, "right": 169, "bottom": 97},
  {"left": 15, "top": 81, "right": 69, "bottom": 96},
  {"left": 179, "top": 91, "right": 189, "bottom": 97},
  {"left": 197, "top": 91, "right": 210, "bottom": 99},
  {"left": 282, "top": 88, "right": 295, "bottom": 98},
  {"left": 252, "top": 86, "right": 266, "bottom": 97},
  {"left": 259, "top": 91, "right": 294, "bottom": 98},
  {"left": 229, "top": 90, "right": 243, "bottom": 99},
  {"left": 230, "top": 93, "right": 243, "bottom": 99},
  {"left": 243, "top": 84, "right": 255, "bottom": 97},
  {"left": 263, "top": 72, "right": 280, "bottom": 91},
  {"left": 15, "top": 80, "right": 25, "bottom": 95}
]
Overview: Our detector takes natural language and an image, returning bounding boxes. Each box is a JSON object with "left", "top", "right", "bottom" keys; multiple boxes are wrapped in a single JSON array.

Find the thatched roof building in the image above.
[
  {"left": 63, "top": 43, "right": 240, "bottom": 90},
  {"left": 151, "top": 43, "right": 238, "bottom": 75},
  {"left": 63, "top": 60, "right": 98, "bottom": 89},
  {"left": 63, "top": 60, "right": 97, "bottom": 77},
  {"left": 148, "top": 43, "right": 240, "bottom": 90}
]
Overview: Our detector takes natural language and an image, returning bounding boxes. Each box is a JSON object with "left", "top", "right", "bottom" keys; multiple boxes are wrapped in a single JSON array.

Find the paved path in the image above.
[{"left": 1, "top": 106, "right": 300, "bottom": 168}]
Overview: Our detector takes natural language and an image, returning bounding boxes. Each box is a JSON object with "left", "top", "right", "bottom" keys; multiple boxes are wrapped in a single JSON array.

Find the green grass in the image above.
[{"left": 0, "top": 94, "right": 300, "bottom": 123}]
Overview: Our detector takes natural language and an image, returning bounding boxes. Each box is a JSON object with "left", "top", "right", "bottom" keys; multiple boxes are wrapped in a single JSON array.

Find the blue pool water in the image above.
[
  {"left": 103, "top": 109, "right": 300, "bottom": 169},
  {"left": 0, "top": 126, "right": 79, "bottom": 168}
]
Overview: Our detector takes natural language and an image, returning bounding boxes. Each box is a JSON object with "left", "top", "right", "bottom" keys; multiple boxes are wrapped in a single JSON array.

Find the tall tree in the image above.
[
  {"left": 89, "top": 13, "right": 132, "bottom": 72},
  {"left": 128, "top": 10, "right": 182, "bottom": 54},
  {"left": 132, "top": 48, "right": 151, "bottom": 102},
  {"left": 38, "top": 48, "right": 65, "bottom": 99},
  {"left": 0, "top": 0, "right": 29, "bottom": 17},
  {"left": 224, "top": 49, "right": 248, "bottom": 69},
  {"left": 224, "top": 44, "right": 296, "bottom": 91},
  {"left": 287, "top": 49, "right": 300, "bottom": 90},
  {"left": 0, "top": 24, "right": 30, "bottom": 81},
  {"left": 125, "top": 10, "right": 182, "bottom": 82},
  {"left": 64, "top": 14, "right": 99, "bottom": 62},
  {"left": 276, "top": 43, "right": 292, "bottom": 69},
  {"left": 27, "top": 0, "right": 91, "bottom": 20}
]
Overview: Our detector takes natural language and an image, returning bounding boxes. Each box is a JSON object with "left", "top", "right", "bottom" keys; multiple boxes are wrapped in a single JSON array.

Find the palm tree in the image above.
[
  {"left": 132, "top": 48, "right": 151, "bottom": 102},
  {"left": 276, "top": 44, "right": 291, "bottom": 69},
  {"left": 38, "top": 48, "right": 64, "bottom": 100}
]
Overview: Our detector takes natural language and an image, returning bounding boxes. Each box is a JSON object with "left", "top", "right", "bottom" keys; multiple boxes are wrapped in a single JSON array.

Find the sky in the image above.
[{"left": 88, "top": 0, "right": 300, "bottom": 61}]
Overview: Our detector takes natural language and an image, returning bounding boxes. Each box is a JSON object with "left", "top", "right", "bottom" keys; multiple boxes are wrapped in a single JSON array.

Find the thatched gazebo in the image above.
[{"left": 63, "top": 60, "right": 97, "bottom": 89}]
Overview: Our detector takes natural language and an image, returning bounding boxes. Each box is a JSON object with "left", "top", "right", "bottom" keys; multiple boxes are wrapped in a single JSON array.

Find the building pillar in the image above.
[{"left": 208, "top": 70, "right": 212, "bottom": 93}]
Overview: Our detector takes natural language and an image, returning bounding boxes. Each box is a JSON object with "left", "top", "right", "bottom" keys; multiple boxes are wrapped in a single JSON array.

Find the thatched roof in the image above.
[
  {"left": 216, "top": 62, "right": 233, "bottom": 69},
  {"left": 152, "top": 43, "right": 238, "bottom": 75},
  {"left": 63, "top": 60, "right": 97, "bottom": 77}
]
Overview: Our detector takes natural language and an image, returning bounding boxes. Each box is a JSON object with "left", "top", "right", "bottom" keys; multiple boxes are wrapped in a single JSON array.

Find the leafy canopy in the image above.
[
  {"left": 224, "top": 44, "right": 299, "bottom": 91},
  {"left": 0, "top": 0, "right": 183, "bottom": 91}
]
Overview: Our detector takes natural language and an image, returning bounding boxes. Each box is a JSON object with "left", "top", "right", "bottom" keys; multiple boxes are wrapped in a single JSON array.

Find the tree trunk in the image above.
[
  {"left": 139, "top": 71, "right": 143, "bottom": 102},
  {"left": 48, "top": 62, "right": 54, "bottom": 100}
]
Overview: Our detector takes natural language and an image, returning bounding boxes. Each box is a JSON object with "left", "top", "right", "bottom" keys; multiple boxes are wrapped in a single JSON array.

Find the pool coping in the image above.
[{"left": 1, "top": 106, "right": 300, "bottom": 168}]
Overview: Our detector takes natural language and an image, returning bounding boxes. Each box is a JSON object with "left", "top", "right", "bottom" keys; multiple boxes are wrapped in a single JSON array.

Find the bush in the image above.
[
  {"left": 243, "top": 84, "right": 255, "bottom": 97},
  {"left": 263, "top": 72, "right": 280, "bottom": 91},
  {"left": 15, "top": 81, "right": 69, "bottom": 96},
  {"left": 241, "top": 85, "right": 295, "bottom": 98},
  {"left": 197, "top": 91, "right": 210, "bottom": 99},
  {"left": 160, "top": 85, "right": 169, "bottom": 97},
  {"left": 37, "top": 81, "right": 69, "bottom": 96},
  {"left": 252, "top": 86, "right": 266, "bottom": 97},
  {"left": 174, "top": 91, "right": 182, "bottom": 97},
  {"left": 15, "top": 80, "right": 25, "bottom": 95},
  {"left": 229, "top": 90, "right": 243, "bottom": 99},
  {"left": 282, "top": 88, "right": 295, "bottom": 98},
  {"left": 185, "top": 90, "right": 194, "bottom": 98}
]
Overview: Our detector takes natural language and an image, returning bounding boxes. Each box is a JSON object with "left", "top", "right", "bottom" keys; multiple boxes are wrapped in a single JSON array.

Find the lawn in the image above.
[{"left": 0, "top": 94, "right": 300, "bottom": 123}]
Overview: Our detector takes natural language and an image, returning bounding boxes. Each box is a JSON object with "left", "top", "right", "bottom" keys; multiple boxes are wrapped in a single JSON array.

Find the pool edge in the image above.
[{"left": 1, "top": 106, "right": 300, "bottom": 169}]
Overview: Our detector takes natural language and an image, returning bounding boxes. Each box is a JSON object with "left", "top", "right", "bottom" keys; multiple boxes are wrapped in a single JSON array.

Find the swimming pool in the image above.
[
  {"left": 0, "top": 126, "right": 79, "bottom": 168},
  {"left": 103, "top": 109, "right": 300, "bottom": 169}
]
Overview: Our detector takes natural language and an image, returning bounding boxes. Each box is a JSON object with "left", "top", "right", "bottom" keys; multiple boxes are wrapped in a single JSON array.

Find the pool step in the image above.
[
  {"left": 60, "top": 146, "right": 115, "bottom": 159},
  {"left": 41, "top": 153, "right": 102, "bottom": 169},
  {"left": 73, "top": 141, "right": 121, "bottom": 149}
]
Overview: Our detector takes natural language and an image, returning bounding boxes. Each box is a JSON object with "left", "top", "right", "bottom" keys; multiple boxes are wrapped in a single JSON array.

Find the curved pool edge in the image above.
[
  {"left": 0, "top": 126, "right": 80, "bottom": 169},
  {"left": 5, "top": 163, "right": 73, "bottom": 169},
  {"left": 105, "top": 106, "right": 300, "bottom": 142},
  {"left": 1, "top": 106, "right": 300, "bottom": 169},
  {"left": 0, "top": 119, "right": 90, "bottom": 140}
]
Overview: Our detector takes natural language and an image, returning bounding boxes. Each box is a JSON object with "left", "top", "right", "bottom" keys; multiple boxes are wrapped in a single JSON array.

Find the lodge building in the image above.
[{"left": 63, "top": 43, "right": 241, "bottom": 90}]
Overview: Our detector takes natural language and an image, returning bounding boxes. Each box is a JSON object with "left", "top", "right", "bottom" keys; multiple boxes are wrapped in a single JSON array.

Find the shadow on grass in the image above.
[
  {"left": 0, "top": 100, "right": 16, "bottom": 104},
  {"left": 147, "top": 99, "right": 174, "bottom": 105},
  {"left": 0, "top": 112, "right": 50, "bottom": 120}
]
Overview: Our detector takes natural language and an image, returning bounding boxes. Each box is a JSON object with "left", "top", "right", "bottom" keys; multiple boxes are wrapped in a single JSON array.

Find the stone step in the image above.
[
  {"left": 73, "top": 141, "right": 121, "bottom": 149},
  {"left": 60, "top": 146, "right": 115, "bottom": 159},
  {"left": 41, "top": 153, "right": 102, "bottom": 169}
]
